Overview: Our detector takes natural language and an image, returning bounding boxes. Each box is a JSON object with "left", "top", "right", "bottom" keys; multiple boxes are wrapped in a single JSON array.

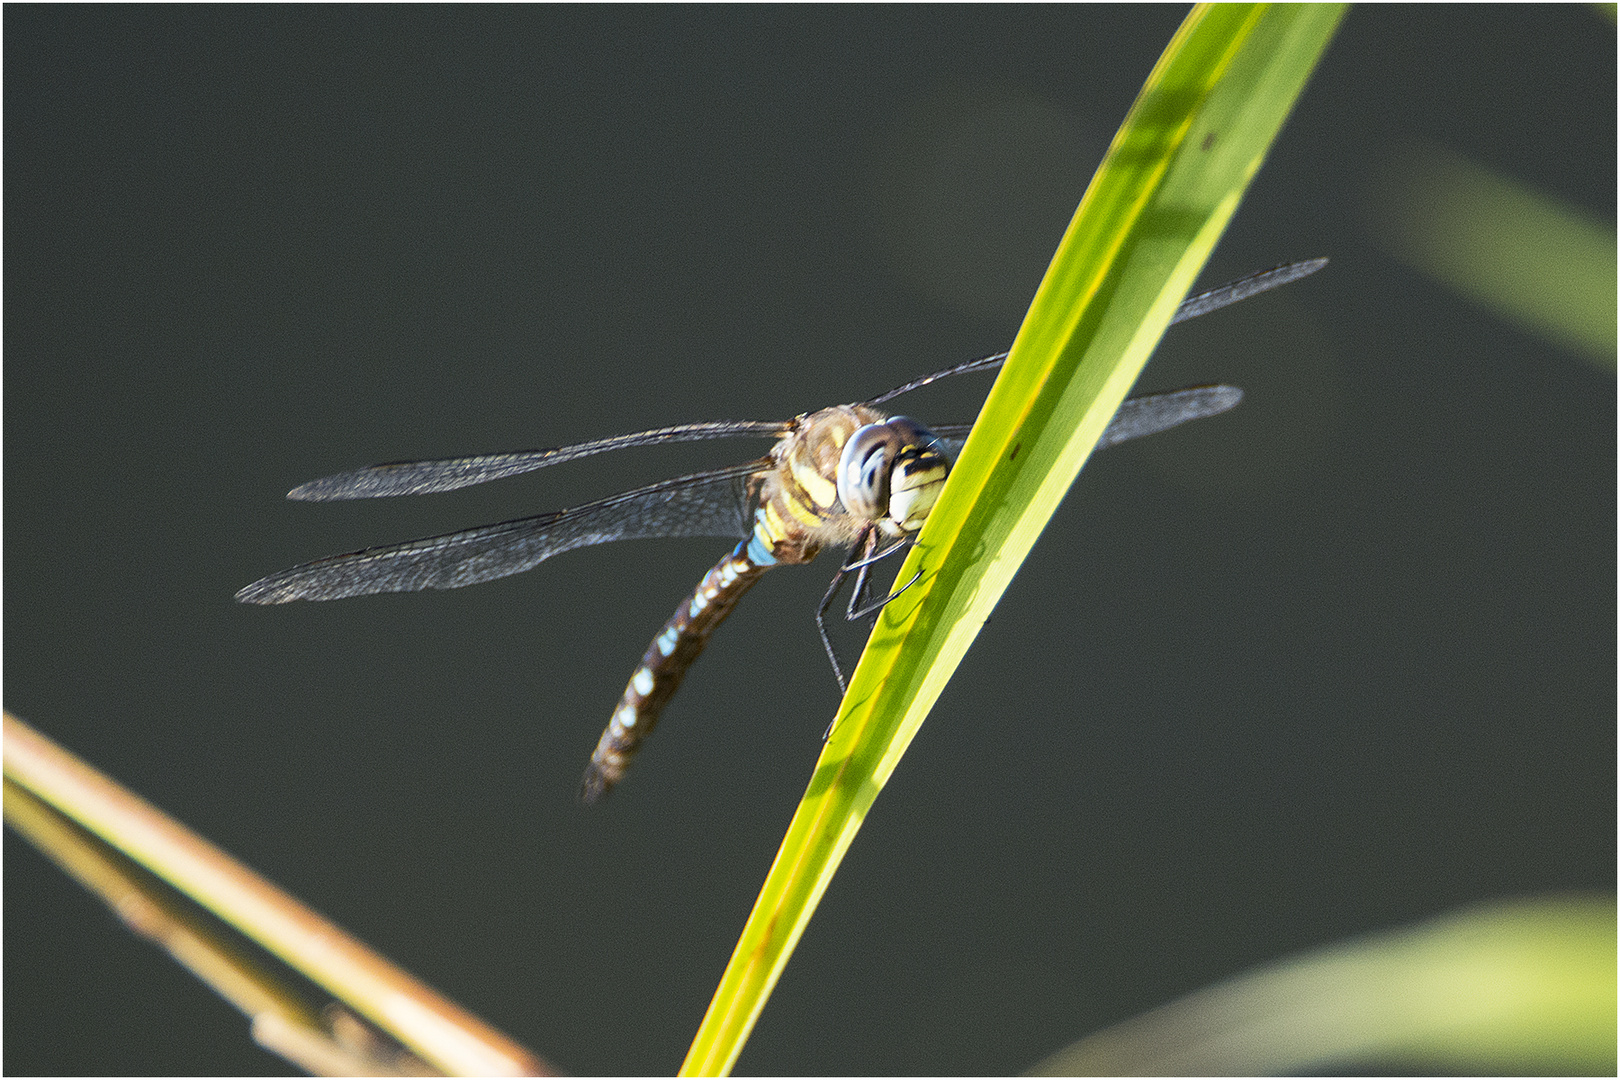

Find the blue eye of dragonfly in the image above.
[
  {"left": 837, "top": 422, "right": 897, "bottom": 520},
  {"left": 236, "top": 259, "right": 1323, "bottom": 801}
]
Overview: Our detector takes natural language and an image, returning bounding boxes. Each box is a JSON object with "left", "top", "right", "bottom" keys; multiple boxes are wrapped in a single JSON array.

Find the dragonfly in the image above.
[{"left": 238, "top": 259, "right": 1324, "bottom": 801}]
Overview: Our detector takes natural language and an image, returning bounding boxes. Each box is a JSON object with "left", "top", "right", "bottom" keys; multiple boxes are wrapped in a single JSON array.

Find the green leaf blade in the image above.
[{"left": 681, "top": 6, "right": 1346, "bottom": 1075}]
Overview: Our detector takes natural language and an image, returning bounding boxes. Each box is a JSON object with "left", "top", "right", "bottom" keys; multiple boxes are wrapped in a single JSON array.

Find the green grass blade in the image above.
[
  {"left": 1027, "top": 894, "right": 1617, "bottom": 1076},
  {"left": 681, "top": 6, "right": 1346, "bottom": 1075}
]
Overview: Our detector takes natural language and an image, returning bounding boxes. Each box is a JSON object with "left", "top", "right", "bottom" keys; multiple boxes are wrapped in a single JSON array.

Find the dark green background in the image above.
[{"left": 7, "top": 6, "right": 1613, "bottom": 1075}]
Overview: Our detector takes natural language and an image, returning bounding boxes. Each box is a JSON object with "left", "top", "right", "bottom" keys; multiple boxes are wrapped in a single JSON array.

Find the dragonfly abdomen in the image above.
[
  {"left": 580, "top": 543, "right": 773, "bottom": 803},
  {"left": 577, "top": 408, "right": 876, "bottom": 802}
]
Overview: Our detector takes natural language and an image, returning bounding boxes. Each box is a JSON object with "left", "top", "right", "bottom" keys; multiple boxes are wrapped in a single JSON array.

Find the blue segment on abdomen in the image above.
[{"left": 744, "top": 514, "right": 777, "bottom": 566}]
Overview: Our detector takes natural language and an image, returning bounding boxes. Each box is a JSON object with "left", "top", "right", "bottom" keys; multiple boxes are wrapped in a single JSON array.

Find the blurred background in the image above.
[{"left": 6, "top": 6, "right": 1613, "bottom": 1074}]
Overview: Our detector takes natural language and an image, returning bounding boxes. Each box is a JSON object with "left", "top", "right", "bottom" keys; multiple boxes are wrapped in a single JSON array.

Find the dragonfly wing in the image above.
[
  {"left": 929, "top": 385, "right": 1242, "bottom": 458},
  {"left": 238, "top": 461, "right": 764, "bottom": 604},
  {"left": 865, "top": 352, "right": 1007, "bottom": 407},
  {"left": 1169, "top": 258, "right": 1327, "bottom": 325},
  {"left": 865, "top": 258, "right": 1324, "bottom": 406},
  {"left": 1094, "top": 385, "right": 1243, "bottom": 449},
  {"left": 288, "top": 420, "right": 790, "bottom": 500}
]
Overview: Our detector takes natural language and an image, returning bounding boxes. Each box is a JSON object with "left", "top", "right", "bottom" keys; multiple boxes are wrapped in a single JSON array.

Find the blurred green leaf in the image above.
[
  {"left": 1369, "top": 144, "right": 1617, "bottom": 370},
  {"left": 1028, "top": 894, "right": 1617, "bottom": 1076}
]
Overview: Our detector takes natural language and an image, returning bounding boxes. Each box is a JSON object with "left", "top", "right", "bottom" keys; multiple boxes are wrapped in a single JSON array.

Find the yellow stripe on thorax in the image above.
[
  {"left": 788, "top": 455, "right": 839, "bottom": 512},
  {"left": 760, "top": 499, "right": 792, "bottom": 545},
  {"left": 779, "top": 484, "right": 828, "bottom": 529}
]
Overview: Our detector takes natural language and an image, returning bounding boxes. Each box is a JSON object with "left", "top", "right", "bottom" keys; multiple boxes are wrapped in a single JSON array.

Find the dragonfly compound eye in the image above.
[
  {"left": 836, "top": 423, "right": 895, "bottom": 521},
  {"left": 837, "top": 416, "right": 948, "bottom": 531}
]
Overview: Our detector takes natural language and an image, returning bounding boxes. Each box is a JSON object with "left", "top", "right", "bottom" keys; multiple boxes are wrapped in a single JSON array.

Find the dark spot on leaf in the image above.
[{"left": 1201, "top": 132, "right": 1217, "bottom": 151}]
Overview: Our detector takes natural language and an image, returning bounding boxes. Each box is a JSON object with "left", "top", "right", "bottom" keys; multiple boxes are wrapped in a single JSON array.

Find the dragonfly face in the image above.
[
  {"left": 835, "top": 415, "right": 950, "bottom": 535},
  {"left": 237, "top": 259, "right": 1324, "bottom": 801}
]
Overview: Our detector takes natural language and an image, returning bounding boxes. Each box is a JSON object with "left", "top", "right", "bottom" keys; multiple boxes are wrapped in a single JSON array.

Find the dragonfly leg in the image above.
[
  {"left": 848, "top": 561, "right": 925, "bottom": 621},
  {"left": 816, "top": 526, "right": 878, "bottom": 696},
  {"left": 816, "top": 568, "right": 851, "bottom": 696},
  {"left": 845, "top": 536, "right": 913, "bottom": 621},
  {"left": 821, "top": 533, "right": 923, "bottom": 742},
  {"left": 846, "top": 559, "right": 875, "bottom": 622},
  {"left": 842, "top": 535, "right": 912, "bottom": 573}
]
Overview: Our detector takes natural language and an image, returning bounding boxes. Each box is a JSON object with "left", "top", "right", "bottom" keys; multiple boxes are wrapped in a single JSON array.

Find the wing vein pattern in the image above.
[
  {"left": 289, "top": 420, "right": 790, "bottom": 501},
  {"left": 237, "top": 462, "right": 764, "bottom": 604}
]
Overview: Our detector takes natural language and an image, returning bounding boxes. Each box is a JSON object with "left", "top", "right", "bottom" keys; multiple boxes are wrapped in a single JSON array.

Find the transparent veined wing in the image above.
[
  {"left": 288, "top": 420, "right": 791, "bottom": 501},
  {"left": 929, "top": 384, "right": 1243, "bottom": 458},
  {"left": 865, "top": 258, "right": 1324, "bottom": 406},
  {"left": 237, "top": 461, "right": 765, "bottom": 604}
]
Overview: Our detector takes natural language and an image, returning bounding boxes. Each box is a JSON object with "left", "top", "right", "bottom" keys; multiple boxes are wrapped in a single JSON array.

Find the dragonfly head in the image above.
[{"left": 837, "top": 416, "right": 951, "bottom": 534}]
